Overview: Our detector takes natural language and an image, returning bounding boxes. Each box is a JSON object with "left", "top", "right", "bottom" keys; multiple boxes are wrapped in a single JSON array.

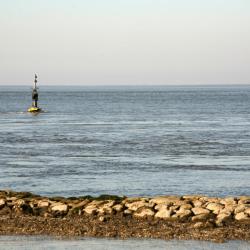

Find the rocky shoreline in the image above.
[{"left": 0, "top": 191, "right": 250, "bottom": 242}]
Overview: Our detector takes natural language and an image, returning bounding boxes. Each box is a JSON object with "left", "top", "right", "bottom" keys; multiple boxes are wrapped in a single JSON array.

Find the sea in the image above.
[{"left": 0, "top": 85, "right": 250, "bottom": 249}]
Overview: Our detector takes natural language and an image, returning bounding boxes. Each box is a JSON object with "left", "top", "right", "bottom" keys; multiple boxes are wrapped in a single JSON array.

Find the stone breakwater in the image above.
[{"left": 0, "top": 191, "right": 250, "bottom": 242}]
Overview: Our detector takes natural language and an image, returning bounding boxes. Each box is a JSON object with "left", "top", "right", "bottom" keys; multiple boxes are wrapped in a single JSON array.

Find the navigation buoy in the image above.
[{"left": 28, "top": 74, "right": 42, "bottom": 113}]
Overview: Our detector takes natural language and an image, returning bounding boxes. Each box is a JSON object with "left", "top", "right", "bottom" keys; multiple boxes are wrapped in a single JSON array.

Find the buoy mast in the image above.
[{"left": 32, "top": 74, "right": 39, "bottom": 108}]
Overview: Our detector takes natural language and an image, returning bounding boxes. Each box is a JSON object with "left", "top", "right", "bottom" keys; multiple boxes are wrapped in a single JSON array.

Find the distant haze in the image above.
[{"left": 0, "top": 0, "right": 250, "bottom": 85}]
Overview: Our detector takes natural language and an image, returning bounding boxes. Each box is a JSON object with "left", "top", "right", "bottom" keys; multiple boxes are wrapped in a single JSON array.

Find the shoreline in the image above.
[{"left": 0, "top": 191, "right": 250, "bottom": 242}]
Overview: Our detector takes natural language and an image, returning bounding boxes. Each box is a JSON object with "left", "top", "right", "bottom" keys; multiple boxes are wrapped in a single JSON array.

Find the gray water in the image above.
[
  {"left": 0, "top": 85, "right": 250, "bottom": 197},
  {"left": 0, "top": 237, "right": 249, "bottom": 250}
]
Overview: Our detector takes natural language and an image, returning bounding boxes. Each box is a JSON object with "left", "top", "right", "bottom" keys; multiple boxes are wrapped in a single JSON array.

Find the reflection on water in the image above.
[{"left": 0, "top": 237, "right": 249, "bottom": 250}]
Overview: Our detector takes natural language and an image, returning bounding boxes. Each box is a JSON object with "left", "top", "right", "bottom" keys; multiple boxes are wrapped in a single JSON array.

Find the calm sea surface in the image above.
[
  {"left": 0, "top": 85, "right": 250, "bottom": 197},
  {"left": 0, "top": 237, "right": 249, "bottom": 250}
]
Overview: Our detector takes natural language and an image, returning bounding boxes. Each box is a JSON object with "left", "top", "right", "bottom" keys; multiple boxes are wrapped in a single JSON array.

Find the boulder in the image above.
[
  {"left": 15, "top": 199, "right": 26, "bottom": 206},
  {"left": 98, "top": 201, "right": 115, "bottom": 214},
  {"left": 206, "top": 203, "right": 223, "bottom": 214},
  {"left": 84, "top": 204, "right": 98, "bottom": 215},
  {"left": 150, "top": 196, "right": 180, "bottom": 205},
  {"left": 51, "top": 204, "right": 68, "bottom": 213},
  {"left": 176, "top": 209, "right": 192, "bottom": 221},
  {"left": 245, "top": 208, "right": 250, "bottom": 216},
  {"left": 192, "top": 207, "right": 210, "bottom": 215},
  {"left": 123, "top": 209, "right": 132, "bottom": 215},
  {"left": 72, "top": 200, "right": 90, "bottom": 209},
  {"left": 134, "top": 208, "right": 155, "bottom": 218},
  {"left": 238, "top": 196, "right": 250, "bottom": 205},
  {"left": 192, "top": 200, "right": 203, "bottom": 207},
  {"left": 112, "top": 204, "right": 123, "bottom": 212},
  {"left": 0, "top": 199, "right": 5, "bottom": 209},
  {"left": 216, "top": 212, "right": 232, "bottom": 225},
  {"left": 235, "top": 212, "right": 249, "bottom": 221},
  {"left": 155, "top": 204, "right": 168, "bottom": 211},
  {"left": 220, "top": 205, "right": 236, "bottom": 214},
  {"left": 125, "top": 201, "right": 149, "bottom": 211},
  {"left": 200, "top": 197, "right": 220, "bottom": 203},
  {"left": 155, "top": 208, "right": 172, "bottom": 219},
  {"left": 220, "top": 197, "right": 237, "bottom": 205},
  {"left": 38, "top": 200, "right": 50, "bottom": 208},
  {"left": 173, "top": 200, "right": 190, "bottom": 206},
  {"left": 234, "top": 204, "right": 250, "bottom": 214},
  {"left": 179, "top": 204, "right": 193, "bottom": 210}
]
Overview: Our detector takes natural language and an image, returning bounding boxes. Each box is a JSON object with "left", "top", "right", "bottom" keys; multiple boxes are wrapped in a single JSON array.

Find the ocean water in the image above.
[
  {"left": 0, "top": 85, "right": 250, "bottom": 197},
  {"left": 0, "top": 237, "right": 250, "bottom": 250}
]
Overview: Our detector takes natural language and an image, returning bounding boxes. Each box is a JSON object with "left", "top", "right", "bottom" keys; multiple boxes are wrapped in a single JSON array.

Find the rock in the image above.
[
  {"left": 192, "top": 200, "right": 203, "bottom": 207},
  {"left": 84, "top": 205, "right": 98, "bottom": 215},
  {"left": 245, "top": 208, "right": 250, "bottom": 216},
  {"left": 15, "top": 199, "right": 25, "bottom": 206},
  {"left": 98, "top": 201, "right": 115, "bottom": 215},
  {"left": 6, "top": 197, "right": 17, "bottom": 202},
  {"left": 123, "top": 209, "right": 132, "bottom": 215},
  {"left": 220, "top": 205, "right": 236, "bottom": 214},
  {"left": 206, "top": 203, "right": 224, "bottom": 214},
  {"left": 179, "top": 204, "right": 193, "bottom": 210},
  {"left": 150, "top": 196, "right": 180, "bottom": 205},
  {"left": 173, "top": 200, "right": 190, "bottom": 206},
  {"left": 38, "top": 200, "right": 50, "bottom": 208},
  {"left": 98, "top": 207, "right": 113, "bottom": 215},
  {"left": 51, "top": 204, "right": 68, "bottom": 213},
  {"left": 155, "top": 204, "right": 168, "bottom": 211},
  {"left": 0, "top": 199, "right": 5, "bottom": 209},
  {"left": 238, "top": 197, "right": 250, "bottom": 205},
  {"left": 113, "top": 204, "right": 123, "bottom": 212},
  {"left": 220, "top": 197, "right": 237, "bottom": 205},
  {"left": 192, "top": 207, "right": 210, "bottom": 215},
  {"left": 176, "top": 209, "right": 192, "bottom": 221},
  {"left": 235, "top": 212, "right": 249, "bottom": 221},
  {"left": 191, "top": 213, "right": 210, "bottom": 222},
  {"left": 234, "top": 204, "right": 250, "bottom": 214},
  {"left": 169, "top": 205, "right": 179, "bottom": 212},
  {"left": 72, "top": 200, "right": 90, "bottom": 209},
  {"left": 125, "top": 201, "right": 149, "bottom": 211},
  {"left": 216, "top": 212, "right": 232, "bottom": 225},
  {"left": 155, "top": 208, "right": 172, "bottom": 219},
  {"left": 99, "top": 216, "right": 105, "bottom": 222},
  {"left": 134, "top": 208, "right": 155, "bottom": 218},
  {"left": 124, "top": 197, "right": 146, "bottom": 203},
  {"left": 200, "top": 197, "right": 220, "bottom": 203}
]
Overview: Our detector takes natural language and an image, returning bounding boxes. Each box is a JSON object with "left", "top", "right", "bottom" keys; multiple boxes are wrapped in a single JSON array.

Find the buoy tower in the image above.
[{"left": 28, "top": 74, "right": 41, "bottom": 112}]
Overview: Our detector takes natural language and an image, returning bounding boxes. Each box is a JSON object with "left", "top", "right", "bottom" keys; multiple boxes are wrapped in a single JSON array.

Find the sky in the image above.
[{"left": 0, "top": 0, "right": 250, "bottom": 85}]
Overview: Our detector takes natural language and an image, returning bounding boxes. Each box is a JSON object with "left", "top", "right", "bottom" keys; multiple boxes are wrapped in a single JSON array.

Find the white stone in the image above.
[
  {"left": 125, "top": 201, "right": 148, "bottom": 211},
  {"left": 192, "top": 207, "right": 210, "bottom": 215},
  {"left": 206, "top": 203, "right": 223, "bottom": 214},
  {"left": 155, "top": 208, "right": 172, "bottom": 219},
  {"left": 134, "top": 208, "right": 155, "bottom": 218},
  {"left": 113, "top": 204, "right": 123, "bottom": 212},
  {"left": 235, "top": 212, "right": 249, "bottom": 221},
  {"left": 38, "top": 200, "right": 50, "bottom": 208},
  {"left": 51, "top": 204, "right": 68, "bottom": 212},
  {"left": 0, "top": 199, "right": 5, "bottom": 208}
]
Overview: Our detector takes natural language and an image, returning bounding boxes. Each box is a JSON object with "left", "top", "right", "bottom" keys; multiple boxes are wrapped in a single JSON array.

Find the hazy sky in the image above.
[{"left": 0, "top": 0, "right": 250, "bottom": 85}]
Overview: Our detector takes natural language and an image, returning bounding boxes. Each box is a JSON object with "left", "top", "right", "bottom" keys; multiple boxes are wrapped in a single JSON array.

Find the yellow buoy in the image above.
[{"left": 28, "top": 106, "right": 41, "bottom": 113}]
